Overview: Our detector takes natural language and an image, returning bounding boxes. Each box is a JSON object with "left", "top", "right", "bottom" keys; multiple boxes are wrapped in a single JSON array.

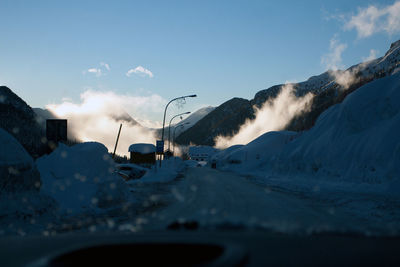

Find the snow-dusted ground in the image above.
[
  {"left": 139, "top": 167, "right": 365, "bottom": 234},
  {"left": 128, "top": 157, "right": 185, "bottom": 184}
]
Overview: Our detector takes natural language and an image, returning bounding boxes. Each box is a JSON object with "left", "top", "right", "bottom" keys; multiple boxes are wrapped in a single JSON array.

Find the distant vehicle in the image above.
[
  {"left": 211, "top": 159, "right": 217, "bottom": 169},
  {"left": 115, "top": 163, "right": 147, "bottom": 181}
]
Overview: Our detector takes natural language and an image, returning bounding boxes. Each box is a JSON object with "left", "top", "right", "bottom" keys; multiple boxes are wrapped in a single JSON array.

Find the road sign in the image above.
[{"left": 156, "top": 140, "right": 164, "bottom": 154}]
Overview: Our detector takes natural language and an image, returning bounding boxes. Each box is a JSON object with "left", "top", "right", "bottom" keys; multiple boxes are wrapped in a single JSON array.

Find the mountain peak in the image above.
[
  {"left": 385, "top": 39, "right": 400, "bottom": 57},
  {"left": 0, "top": 86, "right": 33, "bottom": 114}
]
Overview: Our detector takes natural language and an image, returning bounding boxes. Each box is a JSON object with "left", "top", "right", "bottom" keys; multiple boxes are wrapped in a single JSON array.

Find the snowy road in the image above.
[{"left": 143, "top": 167, "right": 358, "bottom": 233}]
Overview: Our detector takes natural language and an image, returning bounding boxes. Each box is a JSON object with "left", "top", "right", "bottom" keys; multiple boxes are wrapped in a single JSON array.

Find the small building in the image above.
[
  {"left": 46, "top": 119, "right": 67, "bottom": 143},
  {"left": 129, "top": 143, "right": 156, "bottom": 167},
  {"left": 188, "top": 146, "right": 218, "bottom": 162}
]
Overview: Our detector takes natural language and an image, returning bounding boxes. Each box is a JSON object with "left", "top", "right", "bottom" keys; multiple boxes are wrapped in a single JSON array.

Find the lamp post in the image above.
[
  {"left": 168, "top": 111, "right": 190, "bottom": 152},
  {"left": 158, "top": 94, "right": 196, "bottom": 166},
  {"left": 172, "top": 122, "right": 190, "bottom": 155},
  {"left": 161, "top": 94, "right": 196, "bottom": 143}
]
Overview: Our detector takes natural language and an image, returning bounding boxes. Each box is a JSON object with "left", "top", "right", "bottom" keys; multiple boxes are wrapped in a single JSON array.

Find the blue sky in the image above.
[{"left": 0, "top": 0, "right": 399, "bottom": 124}]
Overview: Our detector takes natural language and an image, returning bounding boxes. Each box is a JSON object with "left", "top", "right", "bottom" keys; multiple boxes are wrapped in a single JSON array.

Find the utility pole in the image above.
[{"left": 112, "top": 124, "right": 122, "bottom": 159}]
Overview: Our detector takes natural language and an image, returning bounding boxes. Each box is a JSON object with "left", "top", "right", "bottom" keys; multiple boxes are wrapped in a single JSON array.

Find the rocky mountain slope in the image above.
[
  {"left": 176, "top": 39, "right": 400, "bottom": 146},
  {"left": 0, "top": 86, "right": 46, "bottom": 157},
  {"left": 176, "top": 98, "right": 254, "bottom": 145}
]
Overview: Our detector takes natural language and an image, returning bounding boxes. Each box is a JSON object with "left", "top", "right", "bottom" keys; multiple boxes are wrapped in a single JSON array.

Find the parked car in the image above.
[
  {"left": 211, "top": 159, "right": 217, "bottom": 169},
  {"left": 115, "top": 163, "right": 147, "bottom": 181}
]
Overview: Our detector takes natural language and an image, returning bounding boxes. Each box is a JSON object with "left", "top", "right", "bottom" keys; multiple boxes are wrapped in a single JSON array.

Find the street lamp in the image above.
[
  {"left": 172, "top": 122, "right": 190, "bottom": 155},
  {"left": 161, "top": 94, "right": 197, "bottom": 143},
  {"left": 168, "top": 111, "right": 191, "bottom": 152}
]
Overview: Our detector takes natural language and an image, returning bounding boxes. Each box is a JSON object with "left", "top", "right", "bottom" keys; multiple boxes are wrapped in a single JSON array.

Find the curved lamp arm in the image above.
[{"left": 161, "top": 94, "right": 196, "bottom": 141}]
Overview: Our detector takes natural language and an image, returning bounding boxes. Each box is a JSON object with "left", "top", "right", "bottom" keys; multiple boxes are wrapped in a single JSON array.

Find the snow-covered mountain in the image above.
[
  {"left": 254, "top": 39, "right": 400, "bottom": 104},
  {"left": 179, "top": 106, "right": 215, "bottom": 129},
  {"left": 172, "top": 106, "right": 215, "bottom": 136},
  {"left": 152, "top": 106, "right": 215, "bottom": 140},
  {"left": 176, "top": 39, "right": 400, "bottom": 146}
]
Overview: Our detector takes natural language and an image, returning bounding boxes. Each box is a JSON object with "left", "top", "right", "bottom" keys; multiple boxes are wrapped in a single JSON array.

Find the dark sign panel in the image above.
[
  {"left": 46, "top": 119, "right": 67, "bottom": 143},
  {"left": 156, "top": 140, "right": 164, "bottom": 154}
]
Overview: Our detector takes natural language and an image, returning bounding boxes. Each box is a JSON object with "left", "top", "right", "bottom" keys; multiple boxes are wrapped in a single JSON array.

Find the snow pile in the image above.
[
  {"left": 184, "top": 160, "right": 200, "bottom": 168},
  {"left": 36, "top": 142, "right": 132, "bottom": 214},
  {"left": 216, "top": 131, "right": 297, "bottom": 171},
  {"left": 217, "top": 72, "right": 400, "bottom": 187},
  {"left": 128, "top": 157, "right": 184, "bottom": 184},
  {"left": 275, "top": 72, "right": 400, "bottom": 184},
  {"left": 0, "top": 128, "right": 40, "bottom": 193},
  {"left": 128, "top": 143, "right": 156, "bottom": 154},
  {"left": 211, "top": 145, "right": 243, "bottom": 162},
  {"left": 0, "top": 129, "right": 56, "bottom": 226}
]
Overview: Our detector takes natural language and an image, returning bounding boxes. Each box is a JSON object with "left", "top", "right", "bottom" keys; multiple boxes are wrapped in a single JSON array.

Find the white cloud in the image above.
[
  {"left": 344, "top": 1, "right": 400, "bottom": 38},
  {"left": 87, "top": 68, "right": 102, "bottom": 77},
  {"left": 100, "top": 62, "right": 110, "bottom": 71},
  {"left": 46, "top": 90, "right": 167, "bottom": 156},
  {"left": 84, "top": 62, "right": 111, "bottom": 77},
  {"left": 215, "top": 84, "right": 314, "bottom": 148},
  {"left": 126, "top": 66, "right": 154, "bottom": 78},
  {"left": 321, "top": 36, "right": 347, "bottom": 71}
]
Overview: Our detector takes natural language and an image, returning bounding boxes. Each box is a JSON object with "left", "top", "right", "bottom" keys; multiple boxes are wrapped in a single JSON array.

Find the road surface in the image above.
[{"left": 143, "top": 167, "right": 359, "bottom": 233}]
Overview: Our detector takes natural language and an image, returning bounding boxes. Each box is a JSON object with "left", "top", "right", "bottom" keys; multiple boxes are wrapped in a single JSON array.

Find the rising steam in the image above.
[
  {"left": 47, "top": 90, "right": 165, "bottom": 156},
  {"left": 322, "top": 36, "right": 379, "bottom": 90},
  {"left": 215, "top": 84, "right": 314, "bottom": 148}
]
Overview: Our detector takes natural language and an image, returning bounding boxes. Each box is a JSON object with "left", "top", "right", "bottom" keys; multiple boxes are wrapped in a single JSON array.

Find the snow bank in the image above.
[
  {"left": 217, "top": 72, "right": 400, "bottom": 187},
  {"left": 211, "top": 145, "right": 243, "bottom": 163},
  {"left": 128, "top": 157, "right": 184, "bottom": 184},
  {"left": 275, "top": 72, "right": 400, "bottom": 184},
  {"left": 0, "top": 129, "right": 56, "bottom": 232},
  {"left": 128, "top": 143, "right": 155, "bottom": 154},
  {"left": 36, "top": 142, "right": 132, "bottom": 214},
  {"left": 188, "top": 146, "right": 218, "bottom": 155},
  {"left": 184, "top": 160, "right": 199, "bottom": 168},
  {"left": 216, "top": 131, "right": 297, "bottom": 170},
  {"left": 0, "top": 128, "right": 40, "bottom": 192}
]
